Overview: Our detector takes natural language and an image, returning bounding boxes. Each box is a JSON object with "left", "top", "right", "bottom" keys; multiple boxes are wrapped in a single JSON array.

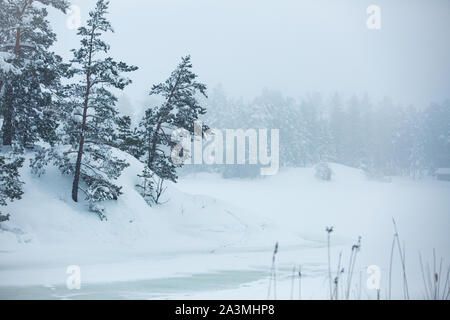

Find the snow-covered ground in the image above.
[
  {"left": 177, "top": 167, "right": 450, "bottom": 299},
  {"left": 0, "top": 158, "right": 449, "bottom": 300}
]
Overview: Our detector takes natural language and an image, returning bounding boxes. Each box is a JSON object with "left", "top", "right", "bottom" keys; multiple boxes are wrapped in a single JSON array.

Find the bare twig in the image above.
[
  {"left": 326, "top": 226, "right": 334, "bottom": 300},
  {"left": 388, "top": 235, "right": 395, "bottom": 300},
  {"left": 290, "top": 266, "right": 296, "bottom": 300},
  {"left": 267, "top": 242, "right": 279, "bottom": 300},
  {"left": 298, "top": 265, "right": 302, "bottom": 300},
  {"left": 346, "top": 236, "right": 361, "bottom": 300},
  {"left": 392, "top": 218, "right": 409, "bottom": 299},
  {"left": 333, "top": 252, "right": 342, "bottom": 300},
  {"left": 419, "top": 252, "right": 430, "bottom": 299}
]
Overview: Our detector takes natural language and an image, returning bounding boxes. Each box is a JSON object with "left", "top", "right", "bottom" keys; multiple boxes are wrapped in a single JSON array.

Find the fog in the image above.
[
  {"left": 48, "top": 0, "right": 450, "bottom": 109},
  {"left": 2, "top": 0, "right": 450, "bottom": 301}
]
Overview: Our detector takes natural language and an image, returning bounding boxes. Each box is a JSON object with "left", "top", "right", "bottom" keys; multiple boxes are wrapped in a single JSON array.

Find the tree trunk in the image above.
[
  {"left": 13, "top": 23, "right": 22, "bottom": 56},
  {"left": 71, "top": 26, "right": 95, "bottom": 202},
  {"left": 1, "top": 1, "right": 29, "bottom": 147},
  {"left": 71, "top": 75, "right": 92, "bottom": 202},
  {"left": 72, "top": 134, "right": 85, "bottom": 202},
  {"left": 147, "top": 121, "right": 162, "bottom": 169},
  {"left": 2, "top": 94, "right": 13, "bottom": 146},
  {"left": 72, "top": 81, "right": 91, "bottom": 202}
]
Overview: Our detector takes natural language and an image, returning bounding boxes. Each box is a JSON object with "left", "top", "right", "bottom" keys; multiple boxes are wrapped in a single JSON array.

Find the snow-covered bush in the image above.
[
  {"left": 0, "top": 213, "right": 10, "bottom": 223},
  {"left": 0, "top": 155, "right": 24, "bottom": 221},
  {"left": 315, "top": 162, "right": 333, "bottom": 181},
  {"left": 135, "top": 168, "right": 168, "bottom": 206},
  {"left": 89, "top": 203, "right": 107, "bottom": 221}
]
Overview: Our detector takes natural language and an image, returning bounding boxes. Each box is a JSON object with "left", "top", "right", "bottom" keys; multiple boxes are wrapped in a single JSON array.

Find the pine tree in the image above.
[
  {"left": 64, "top": 0, "right": 137, "bottom": 203},
  {"left": 31, "top": 0, "right": 137, "bottom": 213},
  {"left": 135, "top": 167, "right": 154, "bottom": 202},
  {"left": 0, "top": 0, "right": 68, "bottom": 149},
  {"left": 112, "top": 115, "right": 145, "bottom": 159},
  {"left": 393, "top": 107, "right": 428, "bottom": 178},
  {"left": 424, "top": 101, "right": 450, "bottom": 171},
  {"left": 0, "top": 153, "right": 24, "bottom": 222},
  {"left": 251, "top": 89, "right": 304, "bottom": 167},
  {"left": 139, "top": 55, "right": 208, "bottom": 183}
]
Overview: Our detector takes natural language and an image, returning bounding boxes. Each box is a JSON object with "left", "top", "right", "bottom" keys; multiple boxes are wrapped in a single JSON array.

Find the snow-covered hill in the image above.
[{"left": 0, "top": 151, "right": 302, "bottom": 287}]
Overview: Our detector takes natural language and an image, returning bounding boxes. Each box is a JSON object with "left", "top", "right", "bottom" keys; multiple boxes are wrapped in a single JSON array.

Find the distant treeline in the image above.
[{"left": 185, "top": 87, "right": 450, "bottom": 179}]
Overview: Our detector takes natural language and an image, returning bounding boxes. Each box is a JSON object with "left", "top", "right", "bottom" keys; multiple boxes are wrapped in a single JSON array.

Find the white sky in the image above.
[{"left": 48, "top": 0, "right": 450, "bottom": 110}]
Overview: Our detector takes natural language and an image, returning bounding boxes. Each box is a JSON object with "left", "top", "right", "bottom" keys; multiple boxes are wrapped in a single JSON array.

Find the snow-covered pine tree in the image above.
[
  {"left": 135, "top": 167, "right": 154, "bottom": 203},
  {"left": 112, "top": 115, "right": 145, "bottom": 160},
  {"left": 0, "top": 0, "right": 66, "bottom": 216},
  {"left": 66, "top": 0, "right": 137, "bottom": 203},
  {"left": 0, "top": 153, "right": 24, "bottom": 222},
  {"left": 424, "top": 101, "right": 450, "bottom": 172},
  {"left": 31, "top": 0, "right": 137, "bottom": 214},
  {"left": 0, "top": 0, "right": 68, "bottom": 149},
  {"left": 0, "top": 0, "right": 19, "bottom": 95},
  {"left": 392, "top": 106, "right": 428, "bottom": 179},
  {"left": 139, "top": 55, "right": 208, "bottom": 183}
]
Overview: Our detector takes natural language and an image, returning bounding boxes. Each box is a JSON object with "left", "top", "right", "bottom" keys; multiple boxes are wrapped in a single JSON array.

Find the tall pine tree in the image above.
[
  {"left": 31, "top": 0, "right": 137, "bottom": 215},
  {"left": 139, "top": 55, "right": 208, "bottom": 183},
  {"left": 67, "top": 0, "right": 137, "bottom": 203},
  {"left": 0, "top": 0, "right": 68, "bottom": 149}
]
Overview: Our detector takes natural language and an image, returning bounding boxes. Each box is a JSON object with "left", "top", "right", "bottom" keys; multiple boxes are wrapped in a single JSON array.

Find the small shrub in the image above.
[
  {"left": 315, "top": 162, "right": 333, "bottom": 181},
  {"left": 89, "top": 203, "right": 107, "bottom": 221},
  {"left": 0, "top": 213, "right": 10, "bottom": 223}
]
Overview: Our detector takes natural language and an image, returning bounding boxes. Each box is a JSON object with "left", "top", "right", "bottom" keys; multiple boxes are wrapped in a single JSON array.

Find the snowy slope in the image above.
[{"left": 0, "top": 150, "right": 302, "bottom": 288}]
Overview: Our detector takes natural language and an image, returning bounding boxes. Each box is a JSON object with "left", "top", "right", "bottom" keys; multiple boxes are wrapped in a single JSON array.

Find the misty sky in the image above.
[{"left": 48, "top": 0, "right": 450, "bottom": 111}]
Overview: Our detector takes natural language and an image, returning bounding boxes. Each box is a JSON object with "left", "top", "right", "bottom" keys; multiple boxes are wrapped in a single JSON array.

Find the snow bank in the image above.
[{"left": 0, "top": 150, "right": 298, "bottom": 275}]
